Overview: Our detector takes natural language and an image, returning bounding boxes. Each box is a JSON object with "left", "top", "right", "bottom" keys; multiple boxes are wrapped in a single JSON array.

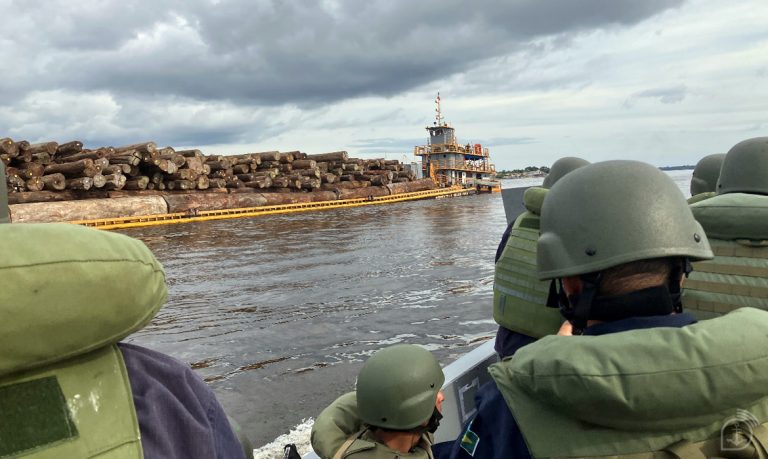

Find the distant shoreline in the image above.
[{"left": 658, "top": 165, "right": 695, "bottom": 171}]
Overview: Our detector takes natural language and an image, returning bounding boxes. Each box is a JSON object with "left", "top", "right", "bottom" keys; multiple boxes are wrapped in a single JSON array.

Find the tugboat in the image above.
[{"left": 414, "top": 93, "right": 501, "bottom": 193}]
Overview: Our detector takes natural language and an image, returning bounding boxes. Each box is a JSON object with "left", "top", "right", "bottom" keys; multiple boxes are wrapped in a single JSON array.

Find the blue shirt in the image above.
[
  {"left": 433, "top": 313, "right": 697, "bottom": 459},
  {"left": 119, "top": 343, "right": 247, "bottom": 459}
]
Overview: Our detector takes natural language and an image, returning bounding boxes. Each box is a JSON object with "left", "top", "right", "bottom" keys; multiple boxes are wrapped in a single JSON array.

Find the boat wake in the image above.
[{"left": 253, "top": 418, "right": 314, "bottom": 459}]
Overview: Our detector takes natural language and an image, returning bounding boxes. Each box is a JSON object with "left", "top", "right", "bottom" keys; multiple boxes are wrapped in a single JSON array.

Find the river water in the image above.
[{"left": 122, "top": 170, "right": 694, "bottom": 452}]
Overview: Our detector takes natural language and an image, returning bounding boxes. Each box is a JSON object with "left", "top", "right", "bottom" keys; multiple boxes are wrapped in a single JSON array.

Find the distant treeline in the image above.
[{"left": 659, "top": 165, "right": 695, "bottom": 171}]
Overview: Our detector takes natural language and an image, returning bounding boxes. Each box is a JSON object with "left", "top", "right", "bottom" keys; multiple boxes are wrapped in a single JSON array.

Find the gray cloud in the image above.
[
  {"left": 623, "top": 84, "right": 688, "bottom": 108},
  {"left": 3, "top": 0, "right": 684, "bottom": 106}
]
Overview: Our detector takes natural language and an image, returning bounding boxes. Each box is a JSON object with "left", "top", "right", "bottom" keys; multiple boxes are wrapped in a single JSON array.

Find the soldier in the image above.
[
  {"left": 311, "top": 344, "right": 445, "bottom": 459},
  {"left": 0, "top": 161, "right": 249, "bottom": 459},
  {"left": 683, "top": 137, "right": 768, "bottom": 314},
  {"left": 493, "top": 157, "right": 589, "bottom": 357},
  {"left": 435, "top": 160, "right": 768, "bottom": 459},
  {"left": 688, "top": 153, "right": 725, "bottom": 204}
]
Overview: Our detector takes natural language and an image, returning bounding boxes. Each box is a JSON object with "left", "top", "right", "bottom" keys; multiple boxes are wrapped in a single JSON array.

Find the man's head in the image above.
[
  {"left": 717, "top": 137, "right": 768, "bottom": 195},
  {"left": 537, "top": 160, "right": 713, "bottom": 333},
  {"left": 356, "top": 344, "right": 444, "bottom": 432},
  {"left": 542, "top": 157, "right": 590, "bottom": 189},
  {"left": 690, "top": 153, "right": 725, "bottom": 196}
]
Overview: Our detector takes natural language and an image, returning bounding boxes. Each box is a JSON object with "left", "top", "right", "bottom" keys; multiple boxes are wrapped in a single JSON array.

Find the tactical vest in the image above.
[
  {"left": 0, "top": 223, "right": 167, "bottom": 458},
  {"left": 683, "top": 193, "right": 768, "bottom": 318},
  {"left": 493, "top": 187, "right": 562, "bottom": 338},
  {"left": 311, "top": 392, "right": 433, "bottom": 459},
  {"left": 490, "top": 307, "right": 768, "bottom": 459}
]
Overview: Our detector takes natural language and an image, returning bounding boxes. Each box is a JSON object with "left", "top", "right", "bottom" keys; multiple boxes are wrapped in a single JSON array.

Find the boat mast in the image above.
[{"left": 435, "top": 92, "right": 444, "bottom": 127}]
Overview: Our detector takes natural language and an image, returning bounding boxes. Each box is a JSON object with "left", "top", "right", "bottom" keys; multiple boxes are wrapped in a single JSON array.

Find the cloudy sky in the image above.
[{"left": 1, "top": 0, "right": 766, "bottom": 170}]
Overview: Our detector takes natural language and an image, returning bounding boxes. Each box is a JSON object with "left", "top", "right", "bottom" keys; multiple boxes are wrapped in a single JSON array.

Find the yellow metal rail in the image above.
[{"left": 70, "top": 187, "right": 473, "bottom": 231}]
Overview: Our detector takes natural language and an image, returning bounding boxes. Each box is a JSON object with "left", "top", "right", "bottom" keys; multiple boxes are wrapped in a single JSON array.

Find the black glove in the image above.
[{"left": 284, "top": 444, "right": 301, "bottom": 459}]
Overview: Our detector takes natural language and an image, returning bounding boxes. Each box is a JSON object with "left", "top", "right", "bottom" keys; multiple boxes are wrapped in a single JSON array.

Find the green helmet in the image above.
[
  {"left": 690, "top": 153, "right": 725, "bottom": 196},
  {"left": 356, "top": 344, "right": 444, "bottom": 430},
  {"left": 538, "top": 160, "right": 713, "bottom": 280},
  {"left": 542, "top": 157, "right": 590, "bottom": 189},
  {"left": 717, "top": 137, "right": 768, "bottom": 195},
  {"left": 0, "top": 162, "right": 9, "bottom": 224}
]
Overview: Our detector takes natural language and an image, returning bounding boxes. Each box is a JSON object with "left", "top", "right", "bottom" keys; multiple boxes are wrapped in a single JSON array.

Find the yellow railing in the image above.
[{"left": 68, "top": 187, "right": 471, "bottom": 231}]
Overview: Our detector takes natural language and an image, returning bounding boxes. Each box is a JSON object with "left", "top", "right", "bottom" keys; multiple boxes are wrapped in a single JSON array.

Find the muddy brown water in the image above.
[{"left": 122, "top": 172, "right": 693, "bottom": 447}]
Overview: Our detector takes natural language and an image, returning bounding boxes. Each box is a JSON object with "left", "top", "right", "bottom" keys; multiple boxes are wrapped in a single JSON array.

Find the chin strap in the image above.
[{"left": 544, "top": 258, "right": 693, "bottom": 334}]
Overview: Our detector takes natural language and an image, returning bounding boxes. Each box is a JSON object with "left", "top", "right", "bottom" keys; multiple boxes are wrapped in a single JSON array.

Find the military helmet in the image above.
[
  {"left": 717, "top": 137, "right": 768, "bottom": 195},
  {"left": 356, "top": 344, "right": 444, "bottom": 430},
  {"left": 542, "top": 157, "right": 590, "bottom": 189},
  {"left": 0, "top": 162, "right": 9, "bottom": 224},
  {"left": 538, "top": 160, "right": 713, "bottom": 280},
  {"left": 690, "top": 153, "right": 725, "bottom": 196}
]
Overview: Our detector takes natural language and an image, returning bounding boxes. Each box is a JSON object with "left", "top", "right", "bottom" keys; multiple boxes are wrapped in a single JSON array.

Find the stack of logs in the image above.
[{"left": 0, "top": 138, "right": 422, "bottom": 204}]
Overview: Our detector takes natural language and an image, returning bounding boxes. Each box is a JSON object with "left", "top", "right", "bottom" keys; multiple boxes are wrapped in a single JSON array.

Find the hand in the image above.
[{"left": 557, "top": 321, "right": 574, "bottom": 336}]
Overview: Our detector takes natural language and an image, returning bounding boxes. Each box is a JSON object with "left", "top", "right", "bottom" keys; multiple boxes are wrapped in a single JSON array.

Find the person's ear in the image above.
[{"left": 562, "top": 276, "right": 583, "bottom": 296}]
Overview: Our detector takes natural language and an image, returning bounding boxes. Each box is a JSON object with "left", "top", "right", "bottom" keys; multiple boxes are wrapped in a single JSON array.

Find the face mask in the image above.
[{"left": 426, "top": 407, "right": 443, "bottom": 433}]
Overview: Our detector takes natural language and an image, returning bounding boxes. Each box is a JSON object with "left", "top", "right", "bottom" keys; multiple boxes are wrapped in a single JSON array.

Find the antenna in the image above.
[{"left": 435, "top": 92, "right": 444, "bottom": 126}]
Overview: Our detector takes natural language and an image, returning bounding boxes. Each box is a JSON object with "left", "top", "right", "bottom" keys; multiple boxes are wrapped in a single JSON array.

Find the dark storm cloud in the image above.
[{"left": 5, "top": 0, "right": 684, "bottom": 106}]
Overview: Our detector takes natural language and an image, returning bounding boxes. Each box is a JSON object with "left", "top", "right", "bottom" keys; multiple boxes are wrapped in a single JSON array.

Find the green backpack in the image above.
[
  {"left": 490, "top": 307, "right": 768, "bottom": 459},
  {"left": 684, "top": 193, "right": 768, "bottom": 318},
  {"left": 0, "top": 223, "right": 167, "bottom": 458}
]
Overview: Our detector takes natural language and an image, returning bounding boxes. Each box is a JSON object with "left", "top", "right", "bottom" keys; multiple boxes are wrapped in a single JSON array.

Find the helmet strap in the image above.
[
  {"left": 558, "top": 273, "right": 602, "bottom": 335},
  {"left": 668, "top": 258, "right": 692, "bottom": 314}
]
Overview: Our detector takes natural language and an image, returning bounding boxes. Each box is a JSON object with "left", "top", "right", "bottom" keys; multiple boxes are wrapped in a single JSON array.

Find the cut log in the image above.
[
  {"left": 292, "top": 159, "right": 316, "bottom": 169},
  {"left": 123, "top": 176, "right": 150, "bottom": 190},
  {"left": 195, "top": 175, "right": 210, "bottom": 190},
  {"left": 296, "top": 167, "right": 321, "bottom": 178},
  {"left": 56, "top": 141, "right": 83, "bottom": 157},
  {"left": 386, "top": 179, "right": 436, "bottom": 195},
  {"left": 102, "top": 164, "right": 131, "bottom": 175},
  {"left": 208, "top": 178, "right": 227, "bottom": 189},
  {"left": 250, "top": 151, "right": 280, "bottom": 162},
  {"left": 44, "top": 159, "right": 96, "bottom": 177},
  {"left": 176, "top": 149, "right": 203, "bottom": 158},
  {"left": 31, "top": 152, "right": 52, "bottom": 164},
  {"left": 226, "top": 179, "right": 245, "bottom": 188},
  {"left": 244, "top": 176, "right": 272, "bottom": 189},
  {"left": 22, "top": 141, "right": 58, "bottom": 155},
  {"left": 94, "top": 157, "right": 110, "bottom": 170},
  {"left": 91, "top": 174, "right": 107, "bottom": 188},
  {"left": 9, "top": 196, "right": 168, "bottom": 223},
  {"left": 115, "top": 142, "right": 156, "bottom": 155},
  {"left": 167, "top": 169, "right": 199, "bottom": 181},
  {"left": 66, "top": 177, "right": 93, "bottom": 191},
  {"left": 57, "top": 149, "right": 107, "bottom": 163},
  {"left": 167, "top": 180, "right": 195, "bottom": 191},
  {"left": 15, "top": 162, "right": 45, "bottom": 177},
  {"left": 306, "top": 151, "right": 348, "bottom": 162},
  {"left": 337, "top": 186, "right": 390, "bottom": 200},
  {"left": 42, "top": 173, "right": 67, "bottom": 191},
  {"left": 184, "top": 157, "right": 204, "bottom": 174},
  {"left": 25, "top": 176, "right": 44, "bottom": 192},
  {"left": 321, "top": 173, "right": 337, "bottom": 184},
  {"left": 102, "top": 174, "right": 126, "bottom": 190},
  {"left": 0, "top": 138, "right": 18, "bottom": 158}
]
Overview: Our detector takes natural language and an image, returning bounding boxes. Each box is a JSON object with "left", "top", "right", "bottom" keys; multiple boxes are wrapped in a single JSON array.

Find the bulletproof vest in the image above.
[
  {"left": 311, "top": 392, "right": 433, "bottom": 459},
  {"left": 0, "top": 223, "right": 167, "bottom": 458},
  {"left": 490, "top": 308, "right": 768, "bottom": 459},
  {"left": 683, "top": 193, "right": 768, "bottom": 318},
  {"left": 493, "top": 187, "right": 562, "bottom": 338}
]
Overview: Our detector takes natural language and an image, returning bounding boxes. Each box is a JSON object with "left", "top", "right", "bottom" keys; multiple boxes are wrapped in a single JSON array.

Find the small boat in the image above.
[{"left": 414, "top": 94, "right": 502, "bottom": 193}]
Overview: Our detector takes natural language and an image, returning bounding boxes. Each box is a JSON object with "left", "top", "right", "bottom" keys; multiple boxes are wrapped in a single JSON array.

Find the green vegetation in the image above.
[{"left": 496, "top": 166, "right": 549, "bottom": 178}]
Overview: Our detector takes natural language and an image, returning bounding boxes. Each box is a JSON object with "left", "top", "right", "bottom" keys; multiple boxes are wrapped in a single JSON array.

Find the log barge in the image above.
[{"left": 1, "top": 138, "right": 473, "bottom": 229}]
